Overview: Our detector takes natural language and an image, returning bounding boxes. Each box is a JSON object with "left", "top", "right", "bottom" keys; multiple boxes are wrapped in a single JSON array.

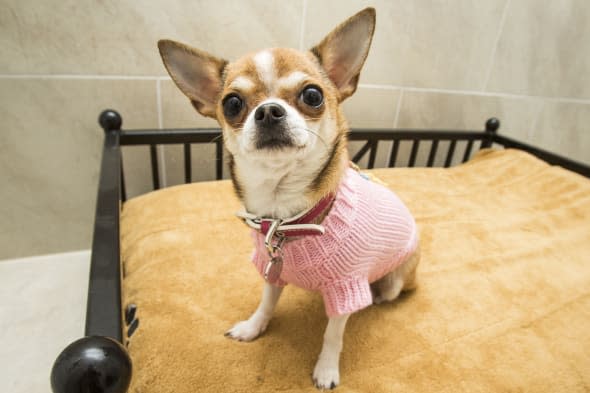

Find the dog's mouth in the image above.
[
  {"left": 255, "top": 136, "right": 295, "bottom": 150},
  {"left": 254, "top": 126, "right": 299, "bottom": 151}
]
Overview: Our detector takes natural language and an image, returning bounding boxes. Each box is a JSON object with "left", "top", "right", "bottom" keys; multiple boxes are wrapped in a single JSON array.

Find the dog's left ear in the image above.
[{"left": 311, "top": 7, "right": 376, "bottom": 101}]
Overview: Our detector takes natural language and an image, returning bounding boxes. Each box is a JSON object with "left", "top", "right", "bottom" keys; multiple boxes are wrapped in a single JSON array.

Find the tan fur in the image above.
[
  {"left": 305, "top": 106, "right": 350, "bottom": 200},
  {"left": 402, "top": 246, "right": 420, "bottom": 291},
  {"left": 371, "top": 245, "right": 420, "bottom": 305}
]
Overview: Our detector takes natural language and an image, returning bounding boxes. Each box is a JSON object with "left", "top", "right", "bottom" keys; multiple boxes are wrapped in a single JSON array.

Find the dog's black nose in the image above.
[{"left": 254, "top": 103, "right": 286, "bottom": 126}]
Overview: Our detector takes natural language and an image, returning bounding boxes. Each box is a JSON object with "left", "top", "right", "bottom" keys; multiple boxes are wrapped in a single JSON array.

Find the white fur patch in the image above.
[
  {"left": 277, "top": 71, "right": 308, "bottom": 90},
  {"left": 229, "top": 76, "right": 255, "bottom": 91},
  {"left": 254, "top": 50, "right": 275, "bottom": 92}
]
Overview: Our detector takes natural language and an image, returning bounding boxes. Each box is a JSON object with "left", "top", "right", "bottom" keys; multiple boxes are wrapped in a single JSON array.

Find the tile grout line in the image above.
[
  {"left": 528, "top": 100, "right": 545, "bottom": 141},
  {"left": 358, "top": 83, "right": 590, "bottom": 105},
  {"left": 482, "top": 0, "right": 512, "bottom": 91},
  {"left": 2, "top": 73, "right": 589, "bottom": 105},
  {"left": 393, "top": 89, "right": 404, "bottom": 128},
  {"left": 0, "top": 74, "right": 166, "bottom": 80},
  {"left": 387, "top": 89, "right": 405, "bottom": 166},
  {"left": 358, "top": 83, "right": 400, "bottom": 91},
  {"left": 156, "top": 78, "right": 167, "bottom": 187},
  {"left": 0, "top": 249, "right": 91, "bottom": 265},
  {"left": 156, "top": 78, "right": 164, "bottom": 129},
  {"left": 298, "top": 0, "right": 308, "bottom": 50}
]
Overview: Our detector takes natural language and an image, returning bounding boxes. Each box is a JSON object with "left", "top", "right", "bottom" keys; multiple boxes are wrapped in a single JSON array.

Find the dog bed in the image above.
[{"left": 120, "top": 148, "right": 590, "bottom": 393}]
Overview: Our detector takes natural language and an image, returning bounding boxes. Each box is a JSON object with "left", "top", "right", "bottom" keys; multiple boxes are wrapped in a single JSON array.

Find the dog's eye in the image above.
[
  {"left": 222, "top": 94, "right": 244, "bottom": 118},
  {"left": 300, "top": 86, "right": 323, "bottom": 108}
]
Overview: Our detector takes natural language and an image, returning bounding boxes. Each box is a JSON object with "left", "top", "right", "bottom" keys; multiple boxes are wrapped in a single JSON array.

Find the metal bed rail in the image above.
[
  {"left": 82, "top": 108, "right": 590, "bottom": 344},
  {"left": 50, "top": 109, "right": 590, "bottom": 393},
  {"left": 492, "top": 134, "right": 590, "bottom": 177},
  {"left": 116, "top": 117, "right": 502, "bottom": 201}
]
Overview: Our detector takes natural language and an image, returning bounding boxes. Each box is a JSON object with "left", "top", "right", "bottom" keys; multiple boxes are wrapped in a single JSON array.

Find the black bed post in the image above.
[
  {"left": 50, "top": 110, "right": 131, "bottom": 393},
  {"left": 481, "top": 117, "right": 500, "bottom": 149}
]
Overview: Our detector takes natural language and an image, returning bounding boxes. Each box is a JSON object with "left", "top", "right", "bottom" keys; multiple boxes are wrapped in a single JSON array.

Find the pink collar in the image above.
[
  {"left": 236, "top": 193, "right": 335, "bottom": 238},
  {"left": 236, "top": 193, "right": 336, "bottom": 284}
]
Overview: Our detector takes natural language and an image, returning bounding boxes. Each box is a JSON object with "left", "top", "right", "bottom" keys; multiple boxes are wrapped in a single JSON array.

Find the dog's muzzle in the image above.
[{"left": 254, "top": 103, "right": 293, "bottom": 149}]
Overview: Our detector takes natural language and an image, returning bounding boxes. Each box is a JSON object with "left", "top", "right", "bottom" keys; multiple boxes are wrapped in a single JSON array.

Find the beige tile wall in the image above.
[{"left": 1, "top": 0, "right": 589, "bottom": 259}]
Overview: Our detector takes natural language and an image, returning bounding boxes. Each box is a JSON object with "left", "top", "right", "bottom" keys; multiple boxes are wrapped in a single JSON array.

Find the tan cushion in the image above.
[{"left": 121, "top": 149, "right": 590, "bottom": 392}]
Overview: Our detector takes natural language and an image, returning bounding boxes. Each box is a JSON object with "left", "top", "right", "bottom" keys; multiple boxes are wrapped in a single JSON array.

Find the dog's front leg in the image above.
[
  {"left": 313, "top": 313, "right": 350, "bottom": 389},
  {"left": 225, "top": 283, "right": 283, "bottom": 341}
]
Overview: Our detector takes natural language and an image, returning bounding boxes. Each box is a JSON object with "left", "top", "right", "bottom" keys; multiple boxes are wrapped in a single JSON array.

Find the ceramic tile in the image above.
[
  {"left": 397, "top": 91, "right": 539, "bottom": 134},
  {"left": 0, "top": 0, "right": 303, "bottom": 75},
  {"left": 159, "top": 79, "right": 224, "bottom": 185},
  {"left": 531, "top": 101, "right": 590, "bottom": 164},
  {"left": 303, "top": 0, "right": 507, "bottom": 90},
  {"left": 0, "top": 251, "right": 89, "bottom": 393},
  {"left": 121, "top": 145, "right": 158, "bottom": 199},
  {"left": 164, "top": 144, "right": 225, "bottom": 186},
  {"left": 486, "top": 0, "right": 590, "bottom": 99},
  {"left": 0, "top": 78, "right": 157, "bottom": 259},
  {"left": 160, "top": 79, "right": 218, "bottom": 129},
  {"left": 396, "top": 91, "right": 540, "bottom": 166},
  {"left": 343, "top": 87, "right": 400, "bottom": 168},
  {"left": 342, "top": 87, "right": 400, "bottom": 128},
  {"left": 2, "top": 0, "right": 588, "bottom": 262}
]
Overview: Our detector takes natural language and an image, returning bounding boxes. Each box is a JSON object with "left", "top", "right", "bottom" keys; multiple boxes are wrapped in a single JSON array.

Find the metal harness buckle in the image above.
[{"left": 263, "top": 219, "right": 285, "bottom": 283}]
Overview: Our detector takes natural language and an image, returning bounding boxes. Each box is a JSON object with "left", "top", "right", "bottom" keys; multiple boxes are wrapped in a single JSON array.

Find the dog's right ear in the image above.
[{"left": 158, "top": 39, "right": 227, "bottom": 118}]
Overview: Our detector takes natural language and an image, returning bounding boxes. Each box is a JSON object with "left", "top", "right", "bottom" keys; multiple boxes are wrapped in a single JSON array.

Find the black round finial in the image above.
[
  {"left": 99, "top": 109, "right": 122, "bottom": 132},
  {"left": 485, "top": 117, "right": 500, "bottom": 133},
  {"left": 51, "top": 336, "right": 132, "bottom": 393}
]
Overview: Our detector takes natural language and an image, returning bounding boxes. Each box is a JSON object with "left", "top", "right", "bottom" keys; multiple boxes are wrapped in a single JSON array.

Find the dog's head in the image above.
[{"left": 158, "top": 8, "right": 375, "bottom": 210}]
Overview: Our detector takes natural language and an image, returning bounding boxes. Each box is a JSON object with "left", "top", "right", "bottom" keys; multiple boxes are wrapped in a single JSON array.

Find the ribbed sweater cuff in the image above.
[{"left": 321, "top": 279, "right": 373, "bottom": 317}]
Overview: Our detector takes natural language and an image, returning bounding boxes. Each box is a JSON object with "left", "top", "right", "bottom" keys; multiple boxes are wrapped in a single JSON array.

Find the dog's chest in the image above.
[
  {"left": 240, "top": 165, "right": 314, "bottom": 218},
  {"left": 250, "top": 169, "right": 418, "bottom": 289}
]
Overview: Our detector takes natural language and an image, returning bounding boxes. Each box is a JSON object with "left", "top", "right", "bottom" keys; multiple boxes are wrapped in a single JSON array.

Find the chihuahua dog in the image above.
[{"left": 158, "top": 7, "right": 419, "bottom": 389}]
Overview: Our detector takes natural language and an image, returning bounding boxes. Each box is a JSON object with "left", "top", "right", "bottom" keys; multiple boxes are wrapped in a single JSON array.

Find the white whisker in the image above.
[{"left": 300, "top": 127, "right": 329, "bottom": 150}]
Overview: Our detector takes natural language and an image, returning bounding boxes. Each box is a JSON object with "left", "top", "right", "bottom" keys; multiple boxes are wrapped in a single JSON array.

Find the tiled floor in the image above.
[{"left": 0, "top": 250, "right": 90, "bottom": 393}]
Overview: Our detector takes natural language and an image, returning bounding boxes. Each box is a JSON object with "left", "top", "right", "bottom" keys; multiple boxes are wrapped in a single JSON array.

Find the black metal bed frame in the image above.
[{"left": 50, "top": 109, "right": 590, "bottom": 393}]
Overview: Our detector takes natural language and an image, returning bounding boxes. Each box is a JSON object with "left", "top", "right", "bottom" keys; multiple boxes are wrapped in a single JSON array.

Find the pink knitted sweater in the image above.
[{"left": 251, "top": 168, "right": 418, "bottom": 317}]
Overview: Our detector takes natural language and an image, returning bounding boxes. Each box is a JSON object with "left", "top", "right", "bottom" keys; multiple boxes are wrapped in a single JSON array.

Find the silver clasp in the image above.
[
  {"left": 264, "top": 219, "right": 285, "bottom": 257},
  {"left": 263, "top": 219, "right": 286, "bottom": 283}
]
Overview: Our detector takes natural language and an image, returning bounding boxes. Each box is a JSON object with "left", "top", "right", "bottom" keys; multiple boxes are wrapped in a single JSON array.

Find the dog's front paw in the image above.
[
  {"left": 313, "top": 359, "right": 340, "bottom": 390},
  {"left": 225, "top": 317, "right": 268, "bottom": 342}
]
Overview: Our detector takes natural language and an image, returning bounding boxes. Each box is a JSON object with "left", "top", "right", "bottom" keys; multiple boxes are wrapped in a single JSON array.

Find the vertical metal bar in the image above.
[
  {"left": 427, "top": 140, "right": 439, "bottom": 167},
  {"left": 408, "top": 139, "right": 420, "bottom": 167},
  {"left": 367, "top": 140, "right": 378, "bottom": 169},
  {"left": 150, "top": 144, "right": 160, "bottom": 190},
  {"left": 120, "top": 153, "right": 127, "bottom": 202},
  {"left": 351, "top": 141, "right": 371, "bottom": 164},
  {"left": 87, "top": 108, "right": 124, "bottom": 341},
  {"left": 86, "top": 129, "right": 123, "bottom": 339},
  {"left": 216, "top": 140, "right": 223, "bottom": 180},
  {"left": 388, "top": 140, "right": 400, "bottom": 168},
  {"left": 462, "top": 140, "right": 474, "bottom": 162},
  {"left": 183, "top": 143, "right": 191, "bottom": 183},
  {"left": 444, "top": 140, "right": 457, "bottom": 168}
]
